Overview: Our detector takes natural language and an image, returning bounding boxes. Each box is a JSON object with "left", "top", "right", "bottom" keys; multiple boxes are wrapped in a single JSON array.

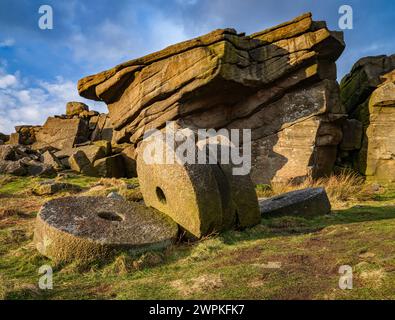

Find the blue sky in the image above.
[{"left": 0, "top": 0, "right": 394, "bottom": 133}]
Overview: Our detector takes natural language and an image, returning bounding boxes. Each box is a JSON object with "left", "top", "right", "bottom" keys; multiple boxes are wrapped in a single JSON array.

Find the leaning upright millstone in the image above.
[
  {"left": 34, "top": 196, "right": 178, "bottom": 263},
  {"left": 78, "top": 12, "right": 345, "bottom": 184},
  {"left": 136, "top": 129, "right": 260, "bottom": 238}
]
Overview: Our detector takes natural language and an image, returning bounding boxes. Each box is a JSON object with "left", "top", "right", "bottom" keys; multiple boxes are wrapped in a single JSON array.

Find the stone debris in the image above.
[
  {"left": 34, "top": 196, "right": 178, "bottom": 263},
  {"left": 259, "top": 187, "right": 331, "bottom": 217}
]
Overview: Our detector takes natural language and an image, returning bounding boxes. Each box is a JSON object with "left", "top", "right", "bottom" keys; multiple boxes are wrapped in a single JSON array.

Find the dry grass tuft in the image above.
[{"left": 256, "top": 171, "right": 376, "bottom": 208}]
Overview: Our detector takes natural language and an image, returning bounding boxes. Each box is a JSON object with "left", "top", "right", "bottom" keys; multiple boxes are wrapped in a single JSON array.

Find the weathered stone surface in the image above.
[
  {"left": 9, "top": 126, "right": 40, "bottom": 145},
  {"left": 35, "top": 117, "right": 89, "bottom": 150},
  {"left": 0, "top": 145, "right": 16, "bottom": 161},
  {"left": 78, "top": 12, "right": 345, "bottom": 184},
  {"left": 90, "top": 114, "right": 113, "bottom": 142},
  {"left": 339, "top": 119, "right": 363, "bottom": 151},
  {"left": 340, "top": 57, "right": 395, "bottom": 181},
  {"left": 93, "top": 154, "right": 125, "bottom": 178},
  {"left": 0, "top": 159, "right": 27, "bottom": 175},
  {"left": 0, "top": 133, "right": 9, "bottom": 143},
  {"left": 42, "top": 150, "right": 63, "bottom": 170},
  {"left": 340, "top": 54, "right": 395, "bottom": 114},
  {"left": 24, "top": 160, "right": 56, "bottom": 177},
  {"left": 32, "top": 181, "right": 81, "bottom": 195},
  {"left": 121, "top": 145, "right": 137, "bottom": 178},
  {"left": 66, "top": 101, "right": 89, "bottom": 116},
  {"left": 69, "top": 150, "right": 97, "bottom": 176},
  {"left": 136, "top": 136, "right": 260, "bottom": 238},
  {"left": 259, "top": 187, "right": 331, "bottom": 217},
  {"left": 34, "top": 196, "right": 178, "bottom": 263}
]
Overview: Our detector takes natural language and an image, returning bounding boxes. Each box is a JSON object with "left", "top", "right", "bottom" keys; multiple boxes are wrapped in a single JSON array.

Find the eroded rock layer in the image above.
[
  {"left": 339, "top": 55, "right": 395, "bottom": 181},
  {"left": 78, "top": 13, "right": 346, "bottom": 183}
]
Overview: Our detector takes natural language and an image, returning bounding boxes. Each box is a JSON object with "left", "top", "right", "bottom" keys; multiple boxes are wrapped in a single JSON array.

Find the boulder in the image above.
[
  {"left": 340, "top": 54, "right": 395, "bottom": 114},
  {"left": 93, "top": 154, "right": 125, "bottom": 178},
  {"left": 35, "top": 117, "right": 89, "bottom": 150},
  {"left": 9, "top": 126, "right": 40, "bottom": 145},
  {"left": 69, "top": 150, "right": 97, "bottom": 176},
  {"left": 0, "top": 145, "right": 16, "bottom": 161},
  {"left": 34, "top": 196, "right": 178, "bottom": 263},
  {"left": 42, "top": 150, "right": 63, "bottom": 170},
  {"left": 340, "top": 57, "right": 395, "bottom": 181},
  {"left": 0, "top": 159, "right": 27, "bottom": 176},
  {"left": 24, "top": 160, "right": 56, "bottom": 177},
  {"left": 32, "top": 181, "right": 82, "bottom": 195},
  {"left": 78, "top": 12, "right": 345, "bottom": 184},
  {"left": 66, "top": 101, "right": 89, "bottom": 116},
  {"left": 259, "top": 187, "right": 331, "bottom": 217},
  {"left": 90, "top": 113, "right": 113, "bottom": 142},
  {"left": 0, "top": 133, "right": 9, "bottom": 143}
]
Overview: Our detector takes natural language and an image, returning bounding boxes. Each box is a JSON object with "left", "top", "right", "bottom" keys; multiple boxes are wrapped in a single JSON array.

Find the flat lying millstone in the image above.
[
  {"left": 259, "top": 187, "right": 331, "bottom": 217},
  {"left": 34, "top": 196, "right": 178, "bottom": 263}
]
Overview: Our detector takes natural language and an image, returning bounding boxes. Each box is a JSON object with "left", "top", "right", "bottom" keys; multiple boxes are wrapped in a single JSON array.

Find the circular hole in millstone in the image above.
[
  {"left": 97, "top": 211, "right": 123, "bottom": 222},
  {"left": 156, "top": 187, "right": 167, "bottom": 204}
]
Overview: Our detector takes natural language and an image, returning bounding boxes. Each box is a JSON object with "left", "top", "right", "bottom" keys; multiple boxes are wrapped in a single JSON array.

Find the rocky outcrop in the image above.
[
  {"left": 78, "top": 13, "right": 345, "bottom": 184},
  {"left": 0, "top": 145, "right": 55, "bottom": 177},
  {"left": 34, "top": 117, "right": 90, "bottom": 150},
  {"left": 339, "top": 55, "right": 395, "bottom": 181}
]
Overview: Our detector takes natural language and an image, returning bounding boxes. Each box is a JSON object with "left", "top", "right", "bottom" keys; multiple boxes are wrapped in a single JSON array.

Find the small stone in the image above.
[{"left": 107, "top": 191, "right": 124, "bottom": 200}]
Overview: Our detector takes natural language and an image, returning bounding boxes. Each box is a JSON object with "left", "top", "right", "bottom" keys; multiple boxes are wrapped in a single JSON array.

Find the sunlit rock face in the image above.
[
  {"left": 339, "top": 55, "right": 395, "bottom": 182},
  {"left": 78, "top": 13, "right": 346, "bottom": 184}
]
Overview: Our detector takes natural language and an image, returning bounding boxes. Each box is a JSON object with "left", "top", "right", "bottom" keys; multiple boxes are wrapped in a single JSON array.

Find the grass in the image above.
[{"left": 1, "top": 172, "right": 395, "bottom": 299}]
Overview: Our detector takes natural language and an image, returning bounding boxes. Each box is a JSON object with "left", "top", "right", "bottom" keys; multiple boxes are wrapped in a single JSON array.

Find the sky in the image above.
[{"left": 0, "top": 0, "right": 394, "bottom": 133}]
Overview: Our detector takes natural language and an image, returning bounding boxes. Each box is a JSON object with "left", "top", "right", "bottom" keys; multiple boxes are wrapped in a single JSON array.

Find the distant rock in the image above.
[
  {"left": 35, "top": 117, "right": 90, "bottom": 150},
  {"left": 66, "top": 101, "right": 89, "bottom": 116}
]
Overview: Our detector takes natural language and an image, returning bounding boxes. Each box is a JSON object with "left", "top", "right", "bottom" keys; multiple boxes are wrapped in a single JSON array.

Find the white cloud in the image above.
[
  {"left": 0, "top": 73, "right": 17, "bottom": 89},
  {"left": 0, "top": 38, "right": 15, "bottom": 48},
  {"left": 0, "top": 66, "right": 106, "bottom": 134}
]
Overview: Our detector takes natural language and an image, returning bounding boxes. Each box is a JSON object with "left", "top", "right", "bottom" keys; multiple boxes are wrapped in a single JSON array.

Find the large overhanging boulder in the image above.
[{"left": 78, "top": 12, "right": 345, "bottom": 184}]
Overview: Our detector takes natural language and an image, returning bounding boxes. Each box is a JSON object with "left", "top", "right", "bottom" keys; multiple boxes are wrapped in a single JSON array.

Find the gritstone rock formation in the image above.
[
  {"left": 339, "top": 54, "right": 395, "bottom": 181},
  {"left": 78, "top": 12, "right": 345, "bottom": 184}
]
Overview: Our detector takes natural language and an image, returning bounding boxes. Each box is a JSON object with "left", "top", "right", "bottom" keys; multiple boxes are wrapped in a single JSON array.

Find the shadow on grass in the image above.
[{"left": 220, "top": 204, "right": 395, "bottom": 245}]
